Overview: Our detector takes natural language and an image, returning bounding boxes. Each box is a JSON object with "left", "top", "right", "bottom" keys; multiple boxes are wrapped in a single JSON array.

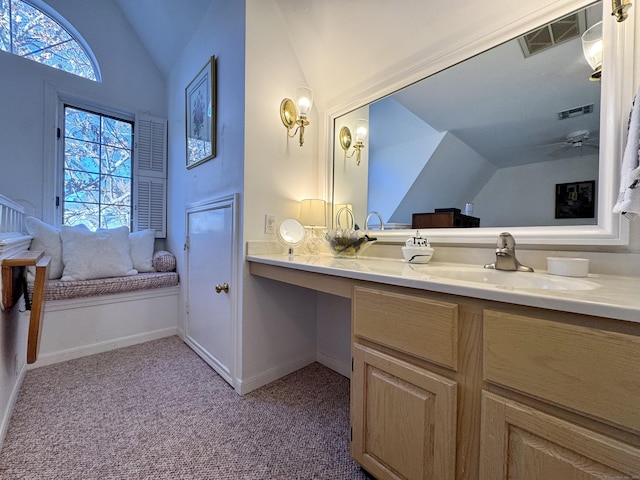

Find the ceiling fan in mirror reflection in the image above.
[{"left": 538, "top": 129, "right": 599, "bottom": 159}]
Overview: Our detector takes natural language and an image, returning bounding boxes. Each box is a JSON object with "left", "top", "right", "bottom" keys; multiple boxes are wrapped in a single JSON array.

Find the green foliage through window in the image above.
[
  {"left": 0, "top": 0, "right": 99, "bottom": 81},
  {"left": 63, "top": 106, "right": 133, "bottom": 230}
]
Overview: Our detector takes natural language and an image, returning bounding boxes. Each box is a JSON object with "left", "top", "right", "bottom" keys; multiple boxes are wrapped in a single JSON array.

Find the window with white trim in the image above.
[
  {"left": 58, "top": 103, "right": 167, "bottom": 237},
  {"left": 0, "top": 0, "right": 100, "bottom": 81}
]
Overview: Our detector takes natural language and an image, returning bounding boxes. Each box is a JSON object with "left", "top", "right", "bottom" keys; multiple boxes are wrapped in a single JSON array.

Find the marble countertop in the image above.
[{"left": 247, "top": 253, "right": 640, "bottom": 324}]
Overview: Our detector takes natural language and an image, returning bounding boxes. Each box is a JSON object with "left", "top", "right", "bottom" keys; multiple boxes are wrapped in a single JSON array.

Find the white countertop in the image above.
[{"left": 247, "top": 253, "right": 640, "bottom": 324}]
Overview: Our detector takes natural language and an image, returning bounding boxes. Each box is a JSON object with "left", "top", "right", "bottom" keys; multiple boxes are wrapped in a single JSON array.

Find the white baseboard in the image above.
[
  {"left": 236, "top": 353, "right": 316, "bottom": 395},
  {"left": 0, "top": 362, "right": 26, "bottom": 452},
  {"left": 316, "top": 350, "right": 351, "bottom": 379},
  {"left": 29, "top": 327, "right": 178, "bottom": 368},
  {"left": 183, "top": 336, "right": 234, "bottom": 388}
]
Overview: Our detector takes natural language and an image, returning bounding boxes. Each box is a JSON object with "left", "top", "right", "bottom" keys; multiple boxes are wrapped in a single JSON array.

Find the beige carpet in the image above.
[{"left": 0, "top": 336, "right": 371, "bottom": 479}]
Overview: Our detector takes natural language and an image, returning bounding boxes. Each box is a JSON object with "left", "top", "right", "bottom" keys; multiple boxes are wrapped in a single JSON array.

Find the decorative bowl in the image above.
[
  {"left": 322, "top": 228, "right": 377, "bottom": 258},
  {"left": 402, "top": 246, "right": 434, "bottom": 264}
]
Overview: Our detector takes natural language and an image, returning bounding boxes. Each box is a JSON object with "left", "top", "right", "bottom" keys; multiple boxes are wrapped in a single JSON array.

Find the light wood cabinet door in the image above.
[
  {"left": 480, "top": 392, "right": 640, "bottom": 480},
  {"left": 352, "top": 344, "right": 457, "bottom": 480}
]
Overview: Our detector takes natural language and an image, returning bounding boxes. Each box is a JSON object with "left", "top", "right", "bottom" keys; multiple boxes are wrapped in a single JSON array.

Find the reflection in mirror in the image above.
[{"left": 333, "top": 2, "right": 603, "bottom": 232}]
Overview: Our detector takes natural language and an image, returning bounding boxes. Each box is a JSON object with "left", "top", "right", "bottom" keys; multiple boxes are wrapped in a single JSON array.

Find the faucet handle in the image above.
[{"left": 497, "top": 232, "right": 515, "bottom": 250}]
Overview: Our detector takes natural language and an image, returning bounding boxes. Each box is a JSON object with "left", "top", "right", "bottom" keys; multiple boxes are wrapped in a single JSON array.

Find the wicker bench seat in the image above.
[{"left": 29, "top": 271, "right": 179, "bottom": 302}]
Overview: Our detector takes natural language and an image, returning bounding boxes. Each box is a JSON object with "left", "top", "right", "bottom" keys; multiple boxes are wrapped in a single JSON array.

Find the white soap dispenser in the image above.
[{"left": 402, "top": 231, "right": 434, "bottom": 264}]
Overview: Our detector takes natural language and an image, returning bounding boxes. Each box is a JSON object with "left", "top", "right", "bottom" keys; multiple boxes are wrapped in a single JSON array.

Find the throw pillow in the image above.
[
  {"left": 152, "top": 250, "right": 177, "bottom": 272},
  {"left": 60, "top": 226, "right": 137, "bottom": 281},
  {"left": 25, "top": 217, "right": 64, "bottom": 279},
  {"left": 129, "top": 229, "right": 155, "bottom": 272}
]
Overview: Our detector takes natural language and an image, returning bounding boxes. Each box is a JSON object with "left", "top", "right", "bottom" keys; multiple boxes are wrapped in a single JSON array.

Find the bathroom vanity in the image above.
[{"left": 247, "top": 254, "right": 640, "bottom": 480}]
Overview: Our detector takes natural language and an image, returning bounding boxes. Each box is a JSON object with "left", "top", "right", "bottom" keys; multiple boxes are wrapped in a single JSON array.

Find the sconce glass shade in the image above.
[
  {"left": 354, "top": 119, "right": 369, "bottom": 143},
  {"left": 294, "top": 86, "right": 314, "bottom": 118},
  {"left": 582, "top": 21, "right": 603, "bottom": 80},
  {"left": 299, "top": 199, "right": 326, "bottom": 227}
]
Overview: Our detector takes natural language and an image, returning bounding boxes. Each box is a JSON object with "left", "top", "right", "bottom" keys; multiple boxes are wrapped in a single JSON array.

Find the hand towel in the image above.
[{"left": 613, "top": 86, "right": 640, "bottom": 217}]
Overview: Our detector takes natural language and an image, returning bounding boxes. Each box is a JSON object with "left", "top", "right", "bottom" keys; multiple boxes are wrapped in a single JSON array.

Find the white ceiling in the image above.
[
  {"left": 113, "top": 0, "right": 211, "bottom": 77},
  {"left": 114, "top": 0, "right": 602, "bottom": 168}
]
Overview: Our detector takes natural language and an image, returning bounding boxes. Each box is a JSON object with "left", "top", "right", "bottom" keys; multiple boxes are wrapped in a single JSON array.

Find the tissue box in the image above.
[{"left": 547, "top": 257, "right": 589, "bottom": 277}]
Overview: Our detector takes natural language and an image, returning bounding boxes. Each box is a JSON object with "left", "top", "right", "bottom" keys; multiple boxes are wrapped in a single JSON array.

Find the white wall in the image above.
[
  {"left": 239, "top": 0, "right": 323, "bottom": 391},
  {"left": 474, "top": 155, "right": 600, "bottom": 227},
  {"left": 0, "top": 0, "right": 166, "bottom": 447},
  {"left": 0, "top": 0, "right": 166, "bottom": 218}
]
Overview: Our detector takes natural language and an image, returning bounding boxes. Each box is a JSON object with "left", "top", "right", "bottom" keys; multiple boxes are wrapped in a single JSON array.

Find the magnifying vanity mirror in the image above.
[
  {"left": 330, "top": 0, "right": 633, "bottom": 246},
  {"left": 277, "top": 218, "right": 306, "bottom": 254}
]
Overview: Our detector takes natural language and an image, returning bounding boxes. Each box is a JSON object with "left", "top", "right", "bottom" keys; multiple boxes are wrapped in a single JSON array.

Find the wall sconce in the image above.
[
  {"left": 612, "top": 0, "right": 632, "bottom": 22},
  {"left": 339, "top": 119, "right": 368, "bottom": 166},
  {"left": 581, "top": 21, "right": 603, "bottom": 81},
  {"left": 280, "top": 86, "right": 314, "bottom": 147}
]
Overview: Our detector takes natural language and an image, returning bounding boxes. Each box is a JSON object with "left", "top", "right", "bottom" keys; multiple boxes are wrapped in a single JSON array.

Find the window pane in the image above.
[
  {"left": 102, "top": 117, "right": 132, "bottom": 149},
  {"left": 4, "top": 0, "right": 98, "bottom": 81},
  {"left": 100, "top": 206, "right": 130, "bottom": 230},
  {"left": 64, "top": 170, "right": 99, "bottom": 203},
  {"left": 64, "top": 138, "right": 100, "bottom": 173},
  {"left": 0, "top": 0, "right": 9, "bottom": 52},
  {"left": 65, "top": 107, "right": 100, "bottom": 143},
  {"left": 100, "top": 175, "right": 131, "bottom": 206},
  {"left": 63, "top": 201, "right": 98, "bottom": 229},
  {"left": 102, "top": 146, "right": 132, "bottom": 177},
  {"left": 11, "top": 0, "right": 73, "bottom": 56},
  {"left": 63, "top": 105, "right": 133, "bottom": 230}
]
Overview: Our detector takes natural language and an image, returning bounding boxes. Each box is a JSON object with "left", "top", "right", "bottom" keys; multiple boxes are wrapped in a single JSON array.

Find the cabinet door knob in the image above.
[{"left": 215, "top": 282, "right": 229, "bottom": 294}]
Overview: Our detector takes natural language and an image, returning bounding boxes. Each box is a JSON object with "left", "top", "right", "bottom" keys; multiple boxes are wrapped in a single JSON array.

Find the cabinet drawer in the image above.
[
  {"left": 484, "top": 309, "right": 640, "bottom": 432},
  {"left": 353, "top": 286, "right": 458, "bottom": 369}
]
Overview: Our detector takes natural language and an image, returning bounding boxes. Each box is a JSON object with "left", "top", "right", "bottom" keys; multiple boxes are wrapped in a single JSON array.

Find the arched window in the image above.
[{"left": 0, "top": 0, "right": 100, "bottom": 81}]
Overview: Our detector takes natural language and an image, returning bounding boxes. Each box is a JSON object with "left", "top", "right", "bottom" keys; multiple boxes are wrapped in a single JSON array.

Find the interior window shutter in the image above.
[{"left": 134, "top": 114, "right": 167, "bottom": 238}]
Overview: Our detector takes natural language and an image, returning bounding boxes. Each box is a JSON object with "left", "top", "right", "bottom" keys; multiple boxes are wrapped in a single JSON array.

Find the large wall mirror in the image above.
[{"left": 330, "top": 0, "right": 633, "bottom": 246}]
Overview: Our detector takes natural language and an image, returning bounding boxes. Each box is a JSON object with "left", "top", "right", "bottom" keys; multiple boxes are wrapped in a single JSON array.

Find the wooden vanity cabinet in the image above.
[
  {"left": 351, "top": 286, "right": 482, "bottom": 480},
  {"left": 247, "top": 260, "right": 640, "bottom": 479},
  {"left": 480, "top": 309, "right": 640, "bottom": 479}
]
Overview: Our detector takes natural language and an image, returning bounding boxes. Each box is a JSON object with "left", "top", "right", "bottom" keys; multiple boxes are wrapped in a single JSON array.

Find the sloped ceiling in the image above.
[{"left": 113, "top": 0, "right": 211, "bottom": 77}]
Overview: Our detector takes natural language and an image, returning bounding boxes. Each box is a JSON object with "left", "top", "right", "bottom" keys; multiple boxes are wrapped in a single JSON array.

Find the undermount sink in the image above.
[{"left": 414, "top": 266, "right": 599, "bottom": 291}]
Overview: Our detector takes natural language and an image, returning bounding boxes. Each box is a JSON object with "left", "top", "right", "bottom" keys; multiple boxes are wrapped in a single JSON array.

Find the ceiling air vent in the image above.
[
  {"left": 518, "top": 10, "right": 587, "bottom": 57},
  {"left": 558, "top": 104, "right": 594, "bottom": 120}
]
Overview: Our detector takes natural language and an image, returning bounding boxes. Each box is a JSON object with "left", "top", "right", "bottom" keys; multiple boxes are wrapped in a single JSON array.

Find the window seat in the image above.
[
  {"left": 28, "top": 271, "right": 178, "bottom": 301},
  {"left": 25, "top": 250, "right": 180, "bottom": 367}
]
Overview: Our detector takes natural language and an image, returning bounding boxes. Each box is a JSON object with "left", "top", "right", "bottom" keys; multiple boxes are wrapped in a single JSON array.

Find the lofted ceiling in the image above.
[{"left": 113, "top": 0, "right": 211, "bottom": 78}]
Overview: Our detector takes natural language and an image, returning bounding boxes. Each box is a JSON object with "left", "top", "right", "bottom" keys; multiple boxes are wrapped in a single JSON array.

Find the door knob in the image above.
[{"left": 215, "top": 282, "right": 229, "bottom": 293}]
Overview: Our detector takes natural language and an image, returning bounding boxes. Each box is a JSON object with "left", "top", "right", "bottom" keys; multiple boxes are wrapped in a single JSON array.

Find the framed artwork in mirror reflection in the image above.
[
  {"left": 555, "top": 180, "right": 595, "bottom": 219},
  {"left": 186, "top": 55, "right": 216, "bottom": 169}
]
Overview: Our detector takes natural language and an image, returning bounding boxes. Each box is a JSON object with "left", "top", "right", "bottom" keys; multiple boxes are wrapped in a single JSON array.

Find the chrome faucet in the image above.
[
  {"left": 364, "top": 211, "right": 385, "bottom": 231},
  {"left": 484, "top": 232, "right": 534, "bottom": 272}
]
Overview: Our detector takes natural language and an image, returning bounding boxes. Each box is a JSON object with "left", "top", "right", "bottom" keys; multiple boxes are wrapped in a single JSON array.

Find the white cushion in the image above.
[
  {"left": 25, "top": 217, "right": 64, "bottom": 279},
  {"left": 129, "top": 229, "right": 156, "bottom": 272},
  {"left": 60, "top": 226, "right": 137, "bottom": 281}
]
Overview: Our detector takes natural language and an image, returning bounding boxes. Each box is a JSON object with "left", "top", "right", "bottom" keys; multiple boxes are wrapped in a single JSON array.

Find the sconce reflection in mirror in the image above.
[
  {"left": 612, "top": 0, "right": 632, "bottom": 22},
  {"left": 280, "top": 86, "right": 314, "bottom": 147},
  {"left": 582, "top": 21, "right": 602, "bottom": 81},
  {"left": 339, "top": 119, "right": 368, "bottom": 166}
]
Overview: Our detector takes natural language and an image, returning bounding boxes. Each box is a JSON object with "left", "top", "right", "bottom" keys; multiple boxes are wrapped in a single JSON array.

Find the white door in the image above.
[{"left": 185, "top": 195, "right": 237, "bottom": 387}]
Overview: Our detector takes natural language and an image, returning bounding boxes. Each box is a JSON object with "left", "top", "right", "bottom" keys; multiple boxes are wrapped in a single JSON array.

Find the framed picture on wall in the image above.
[
  {"left": 555, "top": 180, "right": 595, "bottom": 219},
  {"left": 185, "top": 56, "right": 216, "bottom": 169}
]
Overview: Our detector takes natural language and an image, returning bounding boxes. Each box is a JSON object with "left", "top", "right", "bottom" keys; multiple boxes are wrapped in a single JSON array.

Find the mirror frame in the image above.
[{"left": 324, "top": 0, "right": 635, "bottom": 247}]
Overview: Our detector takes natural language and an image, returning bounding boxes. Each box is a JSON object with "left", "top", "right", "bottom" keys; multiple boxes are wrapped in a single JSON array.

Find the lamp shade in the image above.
[
  {"left": 582, "top": 21, "right": 603, "bottom": 71},
  {"left": 294, "top": 86, "right": 314, "bottom": 118},
  {"left": 299, "top": 199, "right": 326, "bottom": 227}
]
